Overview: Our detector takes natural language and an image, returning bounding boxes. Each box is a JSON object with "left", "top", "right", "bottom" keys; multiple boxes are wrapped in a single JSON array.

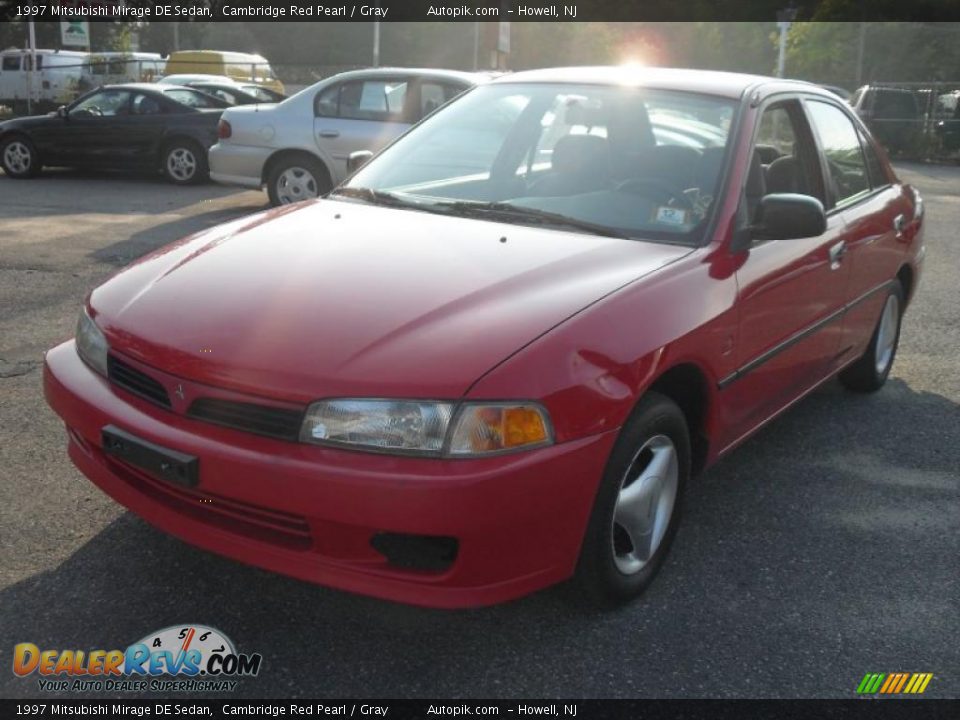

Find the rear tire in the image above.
[
  {"left": 266, "top": 155, "right": 330, "bottom": 206},
  {"left": 839, "top": 281, "right": 904, "bottom": 393},
  {"left": 162, "top": 139, "right": 208, "bottom": 185},
  {"left": 572, "top": 392, "right": 690, "bottom": 607},
  {"left": 1, "top": 135, "right": 41, "bottom": 178}
]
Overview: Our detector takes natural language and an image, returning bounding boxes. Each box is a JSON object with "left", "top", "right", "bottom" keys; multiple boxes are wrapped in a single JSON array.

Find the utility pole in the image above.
[
  {"left": 472, "top": 23, "right": 480, "bottom": 71},
  {"left": 855, "top": 21, "right": 867, "bottom": 87},
  {"left": 26, "top": 20, "right": 37, "bottom": 115},
  {"left": 776, "top": 5, "right": 798, "bottom": 78},
  {"left": 372, "top": 0, "right": 381, "bottom": 67}
]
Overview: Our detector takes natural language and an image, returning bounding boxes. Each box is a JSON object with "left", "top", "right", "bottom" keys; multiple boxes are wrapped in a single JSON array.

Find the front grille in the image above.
[
  {"left": 187, "top": 398, "right": 303, "bottom": 442},
  {"left": 107, "top": 455, "right": 313, "bottom": 550},
  {"left": 107, "top": 355, "right": 171, "bottom": 408}
]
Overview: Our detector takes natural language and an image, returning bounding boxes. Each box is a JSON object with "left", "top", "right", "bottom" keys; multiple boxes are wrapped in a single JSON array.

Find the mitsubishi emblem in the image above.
[{"left": 175, "top": 384, "right": 185, "bottom": 401}]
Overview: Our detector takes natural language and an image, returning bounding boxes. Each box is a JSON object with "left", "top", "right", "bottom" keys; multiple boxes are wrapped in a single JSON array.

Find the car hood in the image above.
[
  {"left": 0, "top": 113, "right": 58, "bottom": 132},
  {"left": 91, "top": 200, "right": 690, "bottom": 402}
]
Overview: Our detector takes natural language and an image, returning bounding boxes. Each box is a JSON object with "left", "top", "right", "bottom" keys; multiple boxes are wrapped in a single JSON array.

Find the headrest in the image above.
[
  {"left": 551, "top": 134, "right": 609, "bottom": 172},
  {"left": 745, "top": 148, "right": 766, "bottom": 199}
]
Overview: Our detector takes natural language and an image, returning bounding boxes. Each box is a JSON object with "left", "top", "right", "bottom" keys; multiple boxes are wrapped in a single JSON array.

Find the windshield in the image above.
[{"left": 343, "top": 82, "right": 736, "bottom": 244}]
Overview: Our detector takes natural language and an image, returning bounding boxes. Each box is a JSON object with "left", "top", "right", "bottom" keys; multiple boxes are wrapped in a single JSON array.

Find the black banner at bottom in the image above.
[{"left": 2, "top": 699, "right": 959, "bottom": 720}]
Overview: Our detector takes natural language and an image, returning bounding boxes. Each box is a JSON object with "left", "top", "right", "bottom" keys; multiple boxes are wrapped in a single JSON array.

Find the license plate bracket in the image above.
[{"left": 102, "top": 425, "right": 199, "bottom": 488}]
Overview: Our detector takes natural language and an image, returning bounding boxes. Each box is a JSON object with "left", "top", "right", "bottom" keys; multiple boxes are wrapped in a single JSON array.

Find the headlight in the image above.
[
  {"left": 300, "top": 399, "right": 552, "bottom": 457},
  {"left": 75, "top": 307, "right": 108, "bottom": 377}
]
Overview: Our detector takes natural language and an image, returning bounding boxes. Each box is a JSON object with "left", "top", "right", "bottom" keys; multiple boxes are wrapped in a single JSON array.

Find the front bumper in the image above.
[{"left": 44, "top": 342, "right": 616, "bottom": 608}]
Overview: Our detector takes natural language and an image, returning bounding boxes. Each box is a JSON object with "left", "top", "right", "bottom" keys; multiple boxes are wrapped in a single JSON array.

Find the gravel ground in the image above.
[{"left": 0, "top": 164, "right": 957, "bottom": 699}]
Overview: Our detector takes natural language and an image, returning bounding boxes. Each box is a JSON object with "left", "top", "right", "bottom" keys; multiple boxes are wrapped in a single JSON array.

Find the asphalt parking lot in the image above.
[{"left": 1, "top": 165, "right": 957, "bottom": 700}]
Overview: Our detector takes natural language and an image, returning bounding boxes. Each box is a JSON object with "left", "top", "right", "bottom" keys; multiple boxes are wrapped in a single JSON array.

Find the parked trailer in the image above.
[
  {"left": 0, "top": 49, "right": 89, "bottom": 114},
  {"left": 82, "top": 52, "right": 164, "bottom": 90}
]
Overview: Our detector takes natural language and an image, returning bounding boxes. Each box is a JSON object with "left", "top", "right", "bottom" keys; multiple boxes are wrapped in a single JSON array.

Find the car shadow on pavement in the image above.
[
  {"left": 89, "top": 202, "right": 269, "bottom": 267},
  {"left": 0, "top": 168, "right": 253, "bottom": 219},
  {"left": 1, "top": 378, "right": 957, "bottom": 698}
]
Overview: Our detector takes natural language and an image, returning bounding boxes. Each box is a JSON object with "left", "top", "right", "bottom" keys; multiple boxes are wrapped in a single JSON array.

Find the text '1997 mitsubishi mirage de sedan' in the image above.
[{"left": 44, "top": 67, "right": 924, "bottom": 609}]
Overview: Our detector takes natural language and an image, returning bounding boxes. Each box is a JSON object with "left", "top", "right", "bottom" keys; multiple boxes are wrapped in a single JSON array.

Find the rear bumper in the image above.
[
  {"left": 43, "top": 341, "right": 616, "bottom": 608},
  {"left": 209, "top": 143, "right": 270, "bottom": 189}
]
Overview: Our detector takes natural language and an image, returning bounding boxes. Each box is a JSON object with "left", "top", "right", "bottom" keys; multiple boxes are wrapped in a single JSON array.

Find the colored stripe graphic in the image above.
[
  {"left": 857, "top": 672, "right": 932, "bottom": 694},
  {"left": 857, "top": 673, "right": 886, "bottom": 694}
]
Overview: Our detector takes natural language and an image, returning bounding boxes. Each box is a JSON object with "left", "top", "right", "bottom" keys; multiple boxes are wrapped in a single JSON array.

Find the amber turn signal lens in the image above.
[{"left": 447, "top": 404, "right": 552, "bottom": 456}]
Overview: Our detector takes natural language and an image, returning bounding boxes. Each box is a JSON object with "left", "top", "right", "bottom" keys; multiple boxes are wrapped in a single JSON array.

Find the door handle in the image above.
[
  {"left": 317, "top": 130, "right": 340, "bottom": 138},
  {"left": 893, "top": 213, "right": 906, "bottom": 238},
  {"left": 828, "top": 240, "right": 846, "bottom": 269}
]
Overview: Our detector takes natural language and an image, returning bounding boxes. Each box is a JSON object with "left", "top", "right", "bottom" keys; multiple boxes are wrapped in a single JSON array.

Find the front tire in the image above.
[
  {"left": 573, "top": 392, "right": 690, "bottom": 606},
  {"left": 1, "top": 135, "right": 41, "bottom": 178},
  {"left": 839, "top": 281, "right": 904, "bottom": 393},
  {"left": 266, "top": 155, "right": 330, "bottom": 206},
  {"left": 162, "top": 140, "right": 207, "bottom": 185}
]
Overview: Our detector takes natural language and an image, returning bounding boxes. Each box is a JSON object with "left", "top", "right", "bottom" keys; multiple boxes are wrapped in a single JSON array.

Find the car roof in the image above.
[
  {"left": 491, "top": 66, "right": 836, "bottom": 100},
  {"left": 327, "top": 67, "right": 490, "bottom": 84},
  {"left": 159, "top": 74, "right": 237, "bottom": 84},
  {"left": 101, "top": 83, "right": 201, "bottom": 93}
]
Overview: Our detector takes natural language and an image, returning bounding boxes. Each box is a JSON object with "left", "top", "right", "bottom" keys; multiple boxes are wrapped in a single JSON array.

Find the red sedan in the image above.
[{"left": 44, "top": 67, "right": 924, "bottom": 608}]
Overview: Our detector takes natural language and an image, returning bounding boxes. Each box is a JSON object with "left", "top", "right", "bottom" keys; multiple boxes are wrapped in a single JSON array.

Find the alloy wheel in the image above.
[
  {"left": 611, "top": 434, "right": 679, "bottom": 575},
  {"left": 275, "top": 167, "right": 318, "bottom": 204},
  {"left": 874, "top": 293, "right": 900, "bottom": 376},
  {"left": 166, "top": 147, "right": 197, "bottom": 182},
  {"left": 3, "top": 141, "right": 32, "bottom": 175}
]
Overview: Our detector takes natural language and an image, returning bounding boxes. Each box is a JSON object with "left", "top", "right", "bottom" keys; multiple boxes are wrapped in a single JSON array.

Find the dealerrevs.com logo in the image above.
[{"left": 13, "top": 624, "right": 262, "bottom": 693}]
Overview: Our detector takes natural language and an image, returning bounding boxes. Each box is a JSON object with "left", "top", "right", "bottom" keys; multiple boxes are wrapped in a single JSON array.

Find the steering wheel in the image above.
[
  {"left": 84, "top": 106, "right": 103, "bottom": 117},
  {"left": 616, "top": 178, "right": 694, "bottom": 210}
]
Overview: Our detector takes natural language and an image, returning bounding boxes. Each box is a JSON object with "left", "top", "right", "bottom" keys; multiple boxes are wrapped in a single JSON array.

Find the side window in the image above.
[
  {"left": 315, "top": 84, "right": 340, "bottom": 117},
  {"left": 417, "top": 82, "right": 463, "bottom": 120},
  {"left": 858, "top": 129, "right": 889, "bottom": 189},
  {"left": 755, "top": 105, "right": 797, "bottom": 161},
  {"left": 749, "top": 103, "right": 817, "bottom": 203},
  {"left": 339, "top": 80, "right": 408, "bottom": 122},
  {"left": 163, "top": 88, "right": 219, "bottom": 109},
  {"left": 806, "top": 101, "right": 870, "bottom": 207},
  {"left": 71, "top": 90, "right": 132, "bottom": 117},
  {"left": 131, "top": 93, "right": 163, "bottom": 116},
  {"left": 2, "top": 55, "right": 21, "bottom": 71}
]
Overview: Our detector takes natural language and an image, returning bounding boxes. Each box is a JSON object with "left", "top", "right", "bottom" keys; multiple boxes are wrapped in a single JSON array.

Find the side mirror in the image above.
[
  {"left": 732, "top": 193, "right": 827, "bottom": 252},
  {"left": 755, "top": 193, "right": 827, "bottom": 240},
  {"left": 57, "top": 105, "right": 68, "bottom": 119},
  {"left": 347, "top": 150, "right": 373, "bottom": 174}
]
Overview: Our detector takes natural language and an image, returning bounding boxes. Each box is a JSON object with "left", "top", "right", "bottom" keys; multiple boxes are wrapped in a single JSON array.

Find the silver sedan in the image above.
[{"left": 209, "top": 67, "right": 484, "bottom": 205}]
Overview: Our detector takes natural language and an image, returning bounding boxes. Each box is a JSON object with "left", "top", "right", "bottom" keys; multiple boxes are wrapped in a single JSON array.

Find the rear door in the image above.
[
  {"left": 312, "top": 76, "right": 412, "bottom": 181},
  {"left": 803, "top": 99, "right": 912, "bottom": 367},
  {"left": 721, "top": 98, "right": 853, "bottom": 441}
]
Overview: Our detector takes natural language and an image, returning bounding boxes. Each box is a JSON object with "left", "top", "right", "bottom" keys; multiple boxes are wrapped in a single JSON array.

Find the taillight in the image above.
[{"left": 217, "top": 119, "right": 232, "bottom": 139}]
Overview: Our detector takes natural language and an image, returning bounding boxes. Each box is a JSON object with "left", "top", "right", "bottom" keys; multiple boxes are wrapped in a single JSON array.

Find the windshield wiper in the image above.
[
  {"left": 330, "top": 186, "right": 420, "bottom": 208},
  {"left": 434, "top": 201, "right": 630, "bottom": 239}
]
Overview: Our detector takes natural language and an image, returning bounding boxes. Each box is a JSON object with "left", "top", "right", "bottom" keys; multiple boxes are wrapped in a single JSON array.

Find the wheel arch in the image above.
[
  {"left": 644, "top": 361, "right": 713, "bottom": 476},
  {"left": 896, "top": 263, "right": 915, "bottom": 309},
  {"left": 157, "top": 134, "right": 204, "bottom": 163},
  {"left": 261, "top": 148, "right": 332, "bottom": 188}
]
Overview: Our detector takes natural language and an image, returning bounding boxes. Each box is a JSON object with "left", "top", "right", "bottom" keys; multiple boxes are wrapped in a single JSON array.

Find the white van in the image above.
[
  {"left": 0, "top": 48, "right": 88, "bottom": 113},
  {"left": 82, "top": 52, "right": 164, "bottom": 89}
]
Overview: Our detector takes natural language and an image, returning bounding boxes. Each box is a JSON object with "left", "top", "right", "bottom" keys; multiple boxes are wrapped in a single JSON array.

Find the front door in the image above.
[{"left": 720, "top": 99, "right": 852, "bottom": 445}]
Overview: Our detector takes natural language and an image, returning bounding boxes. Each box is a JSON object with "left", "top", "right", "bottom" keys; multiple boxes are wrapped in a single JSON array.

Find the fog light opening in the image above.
[{"left": 370, "top": 533, "right": 459, "bottom": 573}]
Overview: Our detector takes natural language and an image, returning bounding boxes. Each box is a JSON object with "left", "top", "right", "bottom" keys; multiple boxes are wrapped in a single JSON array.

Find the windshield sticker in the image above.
[{"left": 653, "top": 206, "right": 691, "bottom": 226}]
